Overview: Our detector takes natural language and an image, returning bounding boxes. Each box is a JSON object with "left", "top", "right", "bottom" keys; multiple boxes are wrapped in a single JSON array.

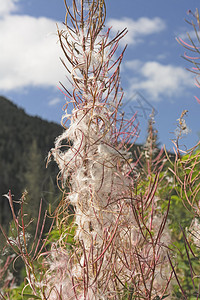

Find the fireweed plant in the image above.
[
  {"left": 177, "top": 9, "right": 200, "bottom": 104},
  {"left": 0, "top": 1, "right": 174, "bottom": 299},
  {"left": 166, "top": 9, "right": 200, "bottom": 298},
  {"left": 47, "top": 0, "right": 172, "bottom": 298}
]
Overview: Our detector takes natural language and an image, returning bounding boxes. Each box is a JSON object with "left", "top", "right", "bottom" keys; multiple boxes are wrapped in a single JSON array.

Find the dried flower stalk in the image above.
[{"left": 47, "top": 1, "right": 172, "bottom": 299}]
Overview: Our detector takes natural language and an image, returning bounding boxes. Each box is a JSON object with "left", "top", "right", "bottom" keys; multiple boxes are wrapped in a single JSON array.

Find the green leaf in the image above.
[
  {"left": 22, "top": 294, "right": 42, "bottom": 299},
  {"left": 153, "top": 295, "right": 170, "bottom": 300},
  {"left": 161, "top": 295, "right": 170, "bottom": 299}
]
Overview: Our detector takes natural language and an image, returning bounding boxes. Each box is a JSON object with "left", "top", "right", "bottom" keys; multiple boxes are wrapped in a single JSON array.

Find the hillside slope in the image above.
[{"left": 0, "top": 96, "right": 63, "bottom": 227}]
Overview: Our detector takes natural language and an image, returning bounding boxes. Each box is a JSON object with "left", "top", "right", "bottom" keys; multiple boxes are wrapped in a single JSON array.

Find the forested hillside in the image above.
[{"left": 0, "top": 96, "right": 63, "bottom": 230}]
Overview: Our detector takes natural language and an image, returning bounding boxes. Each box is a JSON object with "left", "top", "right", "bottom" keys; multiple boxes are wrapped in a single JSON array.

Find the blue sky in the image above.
[{"left": 1, "top": 0, "right": 200, "bottom": 150}]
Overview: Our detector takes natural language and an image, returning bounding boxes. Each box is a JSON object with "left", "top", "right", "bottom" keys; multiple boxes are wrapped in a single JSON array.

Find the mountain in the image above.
[{"left": 0, "top": 96, "right": 63, "bottom": 229}]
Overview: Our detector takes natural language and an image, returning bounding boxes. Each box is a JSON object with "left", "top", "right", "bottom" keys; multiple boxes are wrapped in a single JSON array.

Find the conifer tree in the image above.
[
  {"left": 23, "top": 139, "right": 45, "bottom": 235},
  {"left": 142, "top": 109, "right": 161, "bottom": 175}
]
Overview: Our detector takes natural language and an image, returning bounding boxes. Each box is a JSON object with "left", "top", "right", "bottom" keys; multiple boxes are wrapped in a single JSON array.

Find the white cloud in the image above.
[
  {"left": 124, "top": 60, "right": 194, "bottom": 101},
  {"left": 48, "top": 97, "right": 62, "bottom": 106},
  {"left": 124, "top": 59, "right": 142, "bottom": 70},
  {"left": 107, "top": 17, "right": 166, "bottom": 46},
  {"left": 0, "top": 12, "right": 68, "bottom": 92},
  {"left": 0, "top": 0, "right": 18, "bottom": 16}
]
